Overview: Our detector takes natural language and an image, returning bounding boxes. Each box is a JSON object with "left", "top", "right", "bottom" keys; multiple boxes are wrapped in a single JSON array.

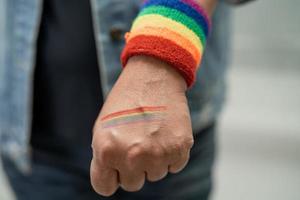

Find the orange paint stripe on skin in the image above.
[
  {"left": 126, "top": 26, "right": 202, "bottom": 66},
  {"left": 100, "top": 106, "right": 167, "bottom": 121}
]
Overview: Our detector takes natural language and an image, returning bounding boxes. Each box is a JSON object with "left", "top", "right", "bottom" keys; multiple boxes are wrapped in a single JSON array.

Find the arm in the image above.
[{"left": 91, "top": 0, "right": 217, "bottom": 196}]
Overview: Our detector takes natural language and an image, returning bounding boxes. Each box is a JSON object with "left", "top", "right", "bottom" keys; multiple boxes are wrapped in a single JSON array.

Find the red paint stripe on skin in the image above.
[
  {"left": 121, "top": 35, "right": 197, "bottom": 87},
  {"left": 100, "top": 106, "right": 167, "bottom": 121}
]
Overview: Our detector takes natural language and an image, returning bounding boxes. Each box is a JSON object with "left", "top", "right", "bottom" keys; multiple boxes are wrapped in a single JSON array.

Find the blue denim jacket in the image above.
[{"left": 0, "top": 0, "right": 231, "bottom": 173}]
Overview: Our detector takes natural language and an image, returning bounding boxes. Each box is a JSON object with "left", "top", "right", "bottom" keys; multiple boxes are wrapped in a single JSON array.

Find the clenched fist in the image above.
[{"left": 90, "top": 56, "right": 194, "bottom": 196}]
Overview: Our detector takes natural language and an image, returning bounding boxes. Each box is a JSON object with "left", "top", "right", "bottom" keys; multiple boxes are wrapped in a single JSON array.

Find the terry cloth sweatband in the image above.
[{"left": 121, "top": 0, "right": 211, "bottom": 87}]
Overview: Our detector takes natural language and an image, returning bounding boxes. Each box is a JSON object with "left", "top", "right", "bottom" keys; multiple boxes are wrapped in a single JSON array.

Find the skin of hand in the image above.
[
  {"left": 90, "top": 56, "right": 194, "bottom": 196},
  {"left": 90, "top": 0, "right": 217, "bottom": 196}
]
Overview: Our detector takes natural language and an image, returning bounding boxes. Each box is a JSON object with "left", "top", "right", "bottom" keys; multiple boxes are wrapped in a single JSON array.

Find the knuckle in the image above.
[
  {"left": 169, "top": 162, "right": 185, "bottom": 174},
  {"left": 93, "top": 186, "right": 116, "bottom": 197},
  {"left": 150, "top": 146, "right": 164, "bottom": 158},
  {"left": 184, "top": 137, "right": 194, "bottom": 149},
  {"left": 169, "top": 156, "right": 189, "bottom": 174},
  {"left": 98, "top": 141, "right": 115, "bottom": 161},
  {"left": 169, "top": 165, "right": 181, "bottom": 174},
  {"left": 168, "top": 137, "right": 193, "bottom": 160},
  {"left": 172, "top": 141, "right": 185, "bottom": 153},
  {"left": 126, "top": 145, "right": 144, "bottom": 162},
  {"left": 147, "top": 170, "right": 168, "bottom": 182},
  {"left": 173, "top": 136, "right": 194, "bottom": 151},
  {"left": 90, "top": 174, "right": 116, "bottom": 197},
  {"left": 121, "top": 183, "right": 143, "bottom": 192}
]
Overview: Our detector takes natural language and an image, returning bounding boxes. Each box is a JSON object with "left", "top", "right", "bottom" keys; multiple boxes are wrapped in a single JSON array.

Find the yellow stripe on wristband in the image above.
[{"left": 131, "top": 14, "right": 203, "bottom": 52}]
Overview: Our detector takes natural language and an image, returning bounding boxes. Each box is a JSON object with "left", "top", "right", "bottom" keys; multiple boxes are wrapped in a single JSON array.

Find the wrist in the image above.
[{"left": 119, "top": 56, "right": 187, "bottom": 94}]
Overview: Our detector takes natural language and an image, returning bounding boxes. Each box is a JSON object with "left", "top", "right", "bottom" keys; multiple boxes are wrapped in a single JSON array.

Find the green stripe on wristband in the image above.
[{"left": 138, "top": 5, "right": 206, "bottom": 45}]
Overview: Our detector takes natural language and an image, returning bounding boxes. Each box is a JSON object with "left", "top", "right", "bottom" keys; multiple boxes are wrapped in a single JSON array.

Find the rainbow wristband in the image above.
[{"left": 121, "top": 0, "right": 211, "bottom": 87}]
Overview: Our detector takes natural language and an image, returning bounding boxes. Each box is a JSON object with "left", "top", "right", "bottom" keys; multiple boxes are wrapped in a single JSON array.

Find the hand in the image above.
[{"left": 90, "top": 56, "right": 194, "bottom": 196}]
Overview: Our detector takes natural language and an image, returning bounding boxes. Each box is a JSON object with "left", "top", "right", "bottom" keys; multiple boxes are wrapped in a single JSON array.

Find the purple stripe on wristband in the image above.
[{"left": 180, "top": 0, "right": 211, "bottom": 31}]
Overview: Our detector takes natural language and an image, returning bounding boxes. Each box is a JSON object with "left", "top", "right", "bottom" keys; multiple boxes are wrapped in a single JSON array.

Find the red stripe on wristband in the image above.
[{"left": 121, "top": 35, "right": 197, "bottom": 87}]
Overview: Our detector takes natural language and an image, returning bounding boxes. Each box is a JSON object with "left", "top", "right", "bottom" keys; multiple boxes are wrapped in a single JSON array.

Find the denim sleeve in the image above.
[{"left": 0, "top": 0, "right": 5, "bottom": 81}]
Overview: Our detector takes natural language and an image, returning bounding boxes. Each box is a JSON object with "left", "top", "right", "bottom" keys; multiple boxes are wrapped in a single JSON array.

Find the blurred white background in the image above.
[
  {"left": 1, "top": 0, "right": 300, "bottom": 199},
  {"left": 213, "top": 0, "right": 300, "bottom": 199}
]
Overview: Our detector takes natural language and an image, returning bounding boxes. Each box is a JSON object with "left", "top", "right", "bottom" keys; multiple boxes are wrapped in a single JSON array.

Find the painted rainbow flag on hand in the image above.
[{"left": 101, "top": 106, "right": 167, "bottom": 128}]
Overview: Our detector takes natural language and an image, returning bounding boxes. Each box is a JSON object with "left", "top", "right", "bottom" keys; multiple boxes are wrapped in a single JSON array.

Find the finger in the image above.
[
  {"left": 146, "top": 166, "right": 168, "bottom": 182},
  {"left": 168, "top": 150, "right": 190, "bottom": 174},
  {"left": 119, "top": 169, "right": 145, "bottom": 192},
  {"left": 90, "top": 158, "right": 119, "bottom": 196}
]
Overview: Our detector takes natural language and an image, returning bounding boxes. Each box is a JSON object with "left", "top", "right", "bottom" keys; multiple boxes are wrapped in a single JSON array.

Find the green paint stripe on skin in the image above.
[
  {"left": 138, "top": 5, "right": 206, "bottom": 45},
  {"left": 102, "top": 113, "right": 163, "bottom": 127},
  {"left": 102, "top": 118, "right": 162, "bottom": 129}
]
